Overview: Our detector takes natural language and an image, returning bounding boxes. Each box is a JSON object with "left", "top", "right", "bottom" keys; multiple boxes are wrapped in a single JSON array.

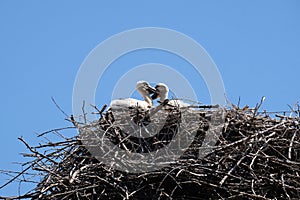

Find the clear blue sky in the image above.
[{"left": 1, "top": 0, "right": 299, "bottom": 196}]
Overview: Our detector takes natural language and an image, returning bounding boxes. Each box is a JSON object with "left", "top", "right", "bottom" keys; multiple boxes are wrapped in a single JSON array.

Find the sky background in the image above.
[{"left": 1, "top": 0, "right": 300, "bottom": 196}]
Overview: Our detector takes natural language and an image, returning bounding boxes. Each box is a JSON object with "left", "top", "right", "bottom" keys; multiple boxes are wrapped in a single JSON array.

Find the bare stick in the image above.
[{"left": 51, "top": 96, "right": 69, "bottom": 118}]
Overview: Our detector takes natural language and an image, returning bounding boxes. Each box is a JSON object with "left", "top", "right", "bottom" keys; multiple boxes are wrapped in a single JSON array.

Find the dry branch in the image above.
[{"left": 1, "top": 102, "right": 300, "bottom": 199}]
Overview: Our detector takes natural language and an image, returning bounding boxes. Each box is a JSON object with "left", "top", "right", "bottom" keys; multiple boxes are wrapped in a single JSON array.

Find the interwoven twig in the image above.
[{"left": 1, "top": 104, "right": 299, "bottom": 199}]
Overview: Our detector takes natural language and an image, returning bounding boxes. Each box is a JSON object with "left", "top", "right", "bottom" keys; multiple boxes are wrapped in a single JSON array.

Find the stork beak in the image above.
[
  {"left": 151, "top": 92, "right": 159, "bottom": 100},
  {"left": 151, "top": 85, "right": 160, "bottom": 100},
  {"left": 145, "top": 85, "right": 156, "bottom": 94},
  {"left": 152, "top": 89, "right": 161, "bottom": 100}
]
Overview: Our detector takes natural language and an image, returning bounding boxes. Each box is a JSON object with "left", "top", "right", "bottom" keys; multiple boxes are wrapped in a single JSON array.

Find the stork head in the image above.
[
  {"left": 136, "top": 81, "right": 156, "bottom": 95},
  {"left": 151, "top": 83, "right": 169, "bottom": 100}
]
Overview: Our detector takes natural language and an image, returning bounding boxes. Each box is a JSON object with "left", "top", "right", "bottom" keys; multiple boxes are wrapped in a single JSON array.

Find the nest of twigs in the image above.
[{"left": 1, "top": 102, "right": 300, "bottom": 199}]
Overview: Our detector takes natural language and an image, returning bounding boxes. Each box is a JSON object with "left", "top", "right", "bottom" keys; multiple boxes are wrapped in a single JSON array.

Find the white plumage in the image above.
[
  {"left": 110, "top": 81, "right": 156, "bottom": 110},
  {"left": 152, "top": 83, "right": 191, "bottom": 109}
]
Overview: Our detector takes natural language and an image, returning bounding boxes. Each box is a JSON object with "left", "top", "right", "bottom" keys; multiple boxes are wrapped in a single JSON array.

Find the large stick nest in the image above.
[{"left": 1, "top": 102, "right": 300, "bottom": 199}]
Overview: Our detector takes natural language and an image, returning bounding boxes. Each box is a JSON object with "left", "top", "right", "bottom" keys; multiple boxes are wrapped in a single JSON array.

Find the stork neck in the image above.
[
  {"left": 160, "top": 92, "right": 168, "bottom": 102},
  {"left": 138, "top": 88, "right": 153, "bottom": 107},
  {"left": 144, "top": 96, "right": 153, "bottom": 107}
]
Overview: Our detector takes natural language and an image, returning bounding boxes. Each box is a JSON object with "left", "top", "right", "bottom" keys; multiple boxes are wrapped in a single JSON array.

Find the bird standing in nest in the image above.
[{"left": 151, "top": 83, "right": 191, "bottom": 109}]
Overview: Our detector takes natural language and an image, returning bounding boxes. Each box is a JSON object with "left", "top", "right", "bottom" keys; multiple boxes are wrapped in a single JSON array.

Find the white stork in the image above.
[
  {"left": 151, "top": 83, "right": 191, "bottom": 109},
  {"left": 110, "top": 81, "right": 156, "bottom": 110}
]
